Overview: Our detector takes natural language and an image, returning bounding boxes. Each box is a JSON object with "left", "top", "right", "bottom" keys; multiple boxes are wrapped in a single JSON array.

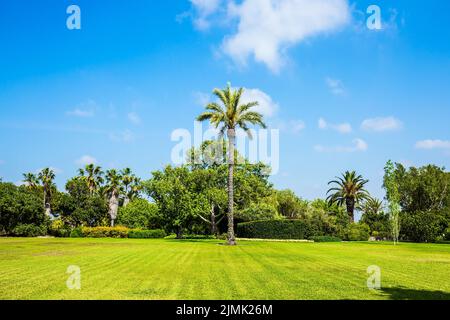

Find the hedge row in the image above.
[
  {"left": 128, "top": 229, "right": 166, "bottom": 239},
  {"left": 237, "top": 219, "right": 370, "bottom": 241},
  {"left": 70, "top": 226, "right": 166, "bottom": 239},
  {"left": 237, "top": 219, "right": 316, "bottom": 240}
]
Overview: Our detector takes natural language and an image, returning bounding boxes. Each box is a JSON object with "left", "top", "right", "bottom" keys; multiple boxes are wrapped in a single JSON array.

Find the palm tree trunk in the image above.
[
  {"left": 226, "top": 128, "right": 237, "bottom": 245},
  {"left": 346, "top": 198, "right": 355, "bottom": 223},
  {"left": 109, "top": 190, "right": 119, "bottom": 227}
]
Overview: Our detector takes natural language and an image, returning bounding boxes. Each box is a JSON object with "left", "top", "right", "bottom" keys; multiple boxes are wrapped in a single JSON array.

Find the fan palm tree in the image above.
[
  {"left": 37, "top": 168, "right": 56, "bottom": 217},
  {"left": 120, "top": 168, "right": 138, "bottom": 206},
  {"left": 79, "top": 164, "right": 104, "bottom": 195},
  {"left": 105, "top": 169, "right": 122, "bottom": 227},
  {"left": 327, "top": 171, "right": 370, "bottom": 223},
  {"left": 23, "top": 173, "right": 39, "bottom": 188},
  {"left": 197, "top": 83, "right": 266, "bottom": 245}
]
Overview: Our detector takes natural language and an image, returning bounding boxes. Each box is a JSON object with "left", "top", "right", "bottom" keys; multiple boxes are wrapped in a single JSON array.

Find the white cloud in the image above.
[
  {"left": 415, "top": 140, "right": 450, "bottom": 150},
  {"left": 66, "top": 108, "right": 95, "bottom": 118},
  {"left": 290, "top": 120, "right": 306, "bottom": 133},
  {"left": 188, "top": 0, "right": 222, "bottom": 30},
  {"left": 109, "top": 130, "right": 135, "bottom": 143},
  {"left": 76, "top": 155, "right": 98, "bottom": 166},
  {"left": 314, "top": 138, "right": 368, "bottom": 153},
  {"left": 193, "top": 91, "right": 211, "bottom": 107},
  {"left": 318, "top": 117, "right": 352, "bottom": 134},
  {"left": 221, "top": 0, "right": 350, "bottom": 72},
  {"left": 361, "top": 117, "right": 403, "bottom": 132},
  {"left": 128, "top": 112, "right": 141, "bottom": 125},
  {"left": 66, "top": 100, "right": 97, "bottom": 117},
  {"left": 240, "top": 88, "right": 279, "bottom": 118},
  {"left": 325, "top": 77, "right": 346, "bottom": 95},
  {"left": 270, "top": 118, "right": 305, "bottom": 134}
]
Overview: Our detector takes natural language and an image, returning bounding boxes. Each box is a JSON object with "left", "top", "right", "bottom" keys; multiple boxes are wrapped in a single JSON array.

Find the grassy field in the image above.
[{"left": 1, "top": 238, "right": 449, "bottom": 300}]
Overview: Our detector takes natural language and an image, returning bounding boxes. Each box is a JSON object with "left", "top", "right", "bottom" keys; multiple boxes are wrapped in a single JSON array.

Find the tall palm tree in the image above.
[
  {"left": 120, "top": 168, "right": 139, "bottom": 206},
  {"left": 197, "top": 83, "right": 266, "bottom": 245},
  {"left": 327, "top": 171, "right": 370, "bottom": 223},
  {"left": 79, "top": 164, "right": 104, "bottom": 195},
  {"left": 23, "top": 173, "right": 39, "bottom": 188},
  {"left": 105, "top": 169, "right": 122, "bottom": 227},
  {"left": 37, "top": 168, "right": 56, "bottom": 217}
]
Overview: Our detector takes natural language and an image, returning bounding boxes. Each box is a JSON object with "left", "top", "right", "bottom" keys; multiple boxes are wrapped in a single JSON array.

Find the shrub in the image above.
[
  {"left": 70, "top": 227, "right": 84, "bottom": 238},
  {"left": 237, "top": 219, "right": 316, "bottom": 240},
  {"left": 81, "top": 226, "right": 130, "bottom": 238},
  {"left": 445, "top": 228, "right": 450, "bottom": 241},
  {"left": 310, "top": 236, "right": 342, "bottom": 242},
  {"left": 128, "top": 229, "right": 166, "bottom": 239},
  {"left": 400, "top": 211, "right": 448, "bottom": 243},
  {"left": 343, "top": 223, "right": 370, "bottom": 241},
  {"left": 12, "top": 224, "right": 47, "bottom": 237},
  {"left": 48, "top": 219, "right": 71, "bottom": 238},
  {"left": 117, "top": 199, "right": 160, "bottom": 229},
  {"left": 237, "top": 202, "right": 281, "bottom": 222}
]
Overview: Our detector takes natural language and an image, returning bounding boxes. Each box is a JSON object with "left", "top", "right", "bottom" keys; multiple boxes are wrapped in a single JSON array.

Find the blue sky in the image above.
[{"left": 1, "top": 0, "right": 450, "bottom": 205}]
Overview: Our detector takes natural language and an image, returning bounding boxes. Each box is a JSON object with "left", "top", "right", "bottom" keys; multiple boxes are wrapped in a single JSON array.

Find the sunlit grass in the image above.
[{"left": 0, "top": 238, "right": 449, "bottom": 300}]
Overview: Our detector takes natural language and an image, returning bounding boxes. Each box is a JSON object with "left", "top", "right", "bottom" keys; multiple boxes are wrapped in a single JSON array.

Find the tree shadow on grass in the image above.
[{"left": 381, "top": 286, "right": 450, "bottom": 300}]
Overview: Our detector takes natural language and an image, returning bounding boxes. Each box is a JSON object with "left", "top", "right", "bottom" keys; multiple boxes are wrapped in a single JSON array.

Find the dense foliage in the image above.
[{"left": 0, "top": 183, "right": 47, "bottom": 234}]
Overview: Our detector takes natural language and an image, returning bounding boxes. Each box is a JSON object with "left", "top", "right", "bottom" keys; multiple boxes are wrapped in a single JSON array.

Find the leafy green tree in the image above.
[
  {"left": 400, "top": 211, "right": 448, "bottom": 243},
  {"left": 360, "top": 197, "right": 390, "bottom": 237},
  {"left": 384, "top": 161, "right": 402, "bottom": 244},
  {"left": 386, "top": 163, "right": 450, "bottom": 213},
  {"left": 384, "top": 162, "right": 450, "bottom": 243},
  {"left": 145, "top": 165, "right": 209, "bottom": 238},
  {"left": 237, "top": 201, "right": 280, "bottom": 222},
  {"left": 275, "top": 189, "right": 308, "bottom": 219},
  {"left": 197, "top": 83, "right": 266, "bottom": 245},
  {"left": 53, "top": 177, "right": 108, "bottom": 227},
  {"left": 0, "top": 182, "right": 45, "bottom": 234},
  {"left": 117, "top": 198, "right": 160, "bottom": 229},
  {"left": 327, "top": 171, "right": 370, "bottom": 223}
]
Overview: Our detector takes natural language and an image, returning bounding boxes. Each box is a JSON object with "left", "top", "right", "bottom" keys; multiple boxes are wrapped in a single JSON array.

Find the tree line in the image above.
[{"left": 1, "top": 84, "right": 449, "bottom": 243}]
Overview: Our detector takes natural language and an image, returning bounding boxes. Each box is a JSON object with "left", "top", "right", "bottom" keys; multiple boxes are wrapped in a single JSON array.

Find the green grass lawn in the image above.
[{"left": 1, "top": 238, "right": 449, "bottom": 300}]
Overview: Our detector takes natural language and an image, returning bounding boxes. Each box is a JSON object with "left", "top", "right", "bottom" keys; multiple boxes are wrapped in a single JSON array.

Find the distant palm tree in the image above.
[
  {"left": 37, "top": 168, "right": 56, "bottom": 217},
  {"left": 362, "top": 197, "right": 384, "bottom": 216},
  {"left": 327, "top": 171, "right": 370, "bottom": 223},
  {"left": 105, "top": 169, "right": 122, "bottom": 227},
  {"left": 79, "top": 164, "right": 104, "bottom": 195},
  {"left": 197, "top": 83, "right": 266, "bottom": 245},
  {"left": 23, "top": 173, "right": 39, "bottom": 188},
  {"left": 120, "top": 168, "right": 141, "bottom": 206}
]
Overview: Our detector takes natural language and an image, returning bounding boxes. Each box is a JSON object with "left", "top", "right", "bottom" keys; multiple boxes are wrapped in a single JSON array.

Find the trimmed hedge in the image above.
[
  {"left": 12, "top": 224, "right": 47, "bottom": 237},
  {"left": 71, "top": 226, "right": 130, "bottom": 238},
  {"left": 128, "top": 229, "right": 166, "bottom": 239},
  {"left": 69, "top": 226, "right": 166, "bottom": 239},
  {"left": 310, "top": 236, "right": 342, "bottom": 242},
  {"left": 237, "top": 219, "right": 316, "bottom": 240}
]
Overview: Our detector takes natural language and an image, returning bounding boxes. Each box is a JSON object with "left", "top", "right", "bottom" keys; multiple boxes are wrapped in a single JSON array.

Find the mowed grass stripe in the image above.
[{"left": 0, "top": 238, "right": 449, "bottom": 300}]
